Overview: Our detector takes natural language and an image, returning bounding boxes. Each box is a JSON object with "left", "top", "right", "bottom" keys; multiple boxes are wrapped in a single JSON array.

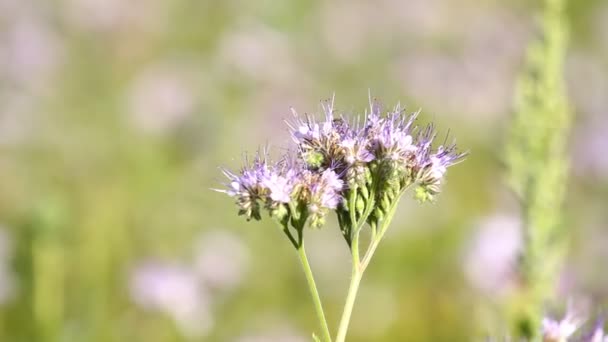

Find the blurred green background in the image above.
[{"left": 0, "top": 0, "right": 607, "bottom": 341}]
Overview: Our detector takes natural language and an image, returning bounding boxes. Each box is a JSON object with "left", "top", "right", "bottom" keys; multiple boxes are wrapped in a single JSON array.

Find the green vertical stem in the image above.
[
  {"left": 335, "top": 232, "right": 362, "bottom": 342},
  {"left": 296, "top": 243, "right": 332, "bottom": 342},
  {"left": 336, "top": 190, "right": 405, "bottom": 341}
]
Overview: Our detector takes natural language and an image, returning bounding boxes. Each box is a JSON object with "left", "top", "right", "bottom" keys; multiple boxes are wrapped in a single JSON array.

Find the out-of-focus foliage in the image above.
[
  {"left": 505, "top": 0, "right": 571, "bottom": 338},
  {"left": 0, "top": 0, "right": 606, "bottom": 341}
]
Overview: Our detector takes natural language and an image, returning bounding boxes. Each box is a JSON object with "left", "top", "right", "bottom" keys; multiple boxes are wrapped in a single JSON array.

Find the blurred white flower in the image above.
[
  {"left": 463, "top": 214, "right": 522, "bottom": 296},
  {"left": 127, "top": 63, "right": 196, "bottom": 135},
  {"left": 193, "top": 230, "right": 249, "bottom": 291},
  {"left": 129, "top": 261, "right": 213, "bottom": 337}
]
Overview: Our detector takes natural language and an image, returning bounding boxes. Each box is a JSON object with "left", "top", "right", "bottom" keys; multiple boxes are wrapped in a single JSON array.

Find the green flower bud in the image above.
[
  {"left": 364, "top": 166, "right": 373, "bottom": 185},
  {"left": 304, "top": 150, "right": 324, "bottom": 169},
  {"left": 356, "top": 196, "right": 365, "bottom": 217},
  {"left": 310, "top": 213, "right": 326, "bottom": 229},
  {"left": 270, "top": 203, "right": 289, "bottom": 221},
  {"left": 359, "top": 185, "right": 369, "bottom": 201},
  {"left": 381, "top": 194, "right": 391, "bottom": 212},
  {"left": 414, "top": 185, "right": 433, "bottom": 203}
]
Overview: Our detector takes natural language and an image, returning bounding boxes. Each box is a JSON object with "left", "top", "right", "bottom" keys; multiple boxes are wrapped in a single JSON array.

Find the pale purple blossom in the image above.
[
  {"left": 339, "top": 137, "right": 374, "bottom": 165},
  {"left": 314, "top": 169, "right": 344, "bottom": 210},
  {"left": 427, "top": 144, "right": 462, "bottom": 180},
  {"left": 288, "top": 99, "right": 337, "bottom": 145},
  {"left": 414, "top": 125, "right": 465, "bottom": 186},
  {"left": 370, "top": 108, "right": 418, "bottom": 161},
  {"left": 261, "top": 165, "right": 299, "bottom": 204},
  {"left": 216, "top": 151, "right": 274, "bottom": 220}
]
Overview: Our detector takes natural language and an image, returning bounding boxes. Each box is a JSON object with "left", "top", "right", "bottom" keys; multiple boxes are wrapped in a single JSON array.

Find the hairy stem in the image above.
[
  {"left": 335, "top": 233, "right": 361, "bottom": 342},
  {"left": 297, "top": 243, "right": 332, "bottom": 342}
]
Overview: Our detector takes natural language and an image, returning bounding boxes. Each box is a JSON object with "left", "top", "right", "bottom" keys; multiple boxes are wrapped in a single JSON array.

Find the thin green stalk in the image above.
[
  {"left": 335, "top": 233, "right": 362, "bottom": 342},
  {"left": 336, "top": 188, "right": 406, "bottom": 341},
  {"left": 297, "top": 243, "right": 332, "bottom": 342}
]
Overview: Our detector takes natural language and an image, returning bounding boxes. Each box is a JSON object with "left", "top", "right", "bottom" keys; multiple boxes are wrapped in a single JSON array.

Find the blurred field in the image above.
[{"left": 0, "top": 0, "right": 607, "bottom": 341}]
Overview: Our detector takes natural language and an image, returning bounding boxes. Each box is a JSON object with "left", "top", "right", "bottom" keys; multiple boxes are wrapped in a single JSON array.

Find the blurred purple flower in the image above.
[
  {"left": 542, "top": 311, "right": 582, "bottom": 342},
  {"left": 0, "top": 10, "right": 64, "bottom": 94},
  {"left": 127, "top": 63, "right": 196, "bottom": 135},
  {"left": 193, "top": 230, "right": 249, "bottom": 291},
  {"left": 129, "top": 261, "right": 213, "bottom": 337},
  {"left": 464, "top": 214, "right": 522, "bottom": 296}
]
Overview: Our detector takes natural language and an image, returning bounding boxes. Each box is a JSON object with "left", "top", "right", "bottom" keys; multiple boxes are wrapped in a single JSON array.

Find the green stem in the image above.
[
  {"left": 335, "top": 233, "right": 362, "bottom": 342},
  {"left": 297, "top": 243, "right": 332, "bottom": 342}
]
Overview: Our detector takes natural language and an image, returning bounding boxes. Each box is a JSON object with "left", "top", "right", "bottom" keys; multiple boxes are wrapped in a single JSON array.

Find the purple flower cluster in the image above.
[
  {"left": 542, "top": 312, "right": 608, "bottom": 342},
  {"left": 217, "top": 96, "right": 465, "bottom": 229}
]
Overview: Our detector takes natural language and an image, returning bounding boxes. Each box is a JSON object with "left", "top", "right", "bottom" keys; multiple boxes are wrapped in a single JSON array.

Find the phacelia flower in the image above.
[
  {"left": 287, "top": 99, "right": 351, "bottom": 170},
  {"left": 369, "top": 106, "right": 418, "bottom": 162},
  {"left": 217, "top": 151, "right": 297, "bottom": 221},
  {"left": 339, "top": 137, "right": 374, "bottom": 166},
  {"left": 412, "top": 126, "right": 466, "bottom": 202},
  {"left": 297, "top": 168, "right": 344, "bottom": 228},
  {"left": 218, "top": 95, "right": 466, "bottom": 230},
  {"left": 542, "top": 312, "right": 583, "bottom": 342}
]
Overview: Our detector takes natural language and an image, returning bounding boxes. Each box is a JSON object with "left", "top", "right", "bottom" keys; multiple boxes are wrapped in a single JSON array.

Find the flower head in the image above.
[
  {"left": 368, "top": 106, "right": 418, "bottom": 162},
  {"left": 217, "top": 95, "right": 466, "bottom": 229},
  {"left": 339, "top": 136, "right": 374, "bottom": 166},
  {"left": 287, "top": 99, "right": 349, "bottom": 170},
  {"left": 216, "top": 150, "right": 298, "bottom": 220},
  {"left": 296, "top": 168, "right": 343, "bottom": 228},
  {"left": 412, "top": 126, "right": 467, "bottom": 202}
]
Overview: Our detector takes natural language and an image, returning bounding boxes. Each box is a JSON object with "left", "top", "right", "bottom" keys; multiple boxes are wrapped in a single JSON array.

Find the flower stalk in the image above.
[
  {"left": 217, "top": 94, "right": 466, "bottom": 341},
  {"left": 296, "top": 242, "right": 332, "bottom": 342}
]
